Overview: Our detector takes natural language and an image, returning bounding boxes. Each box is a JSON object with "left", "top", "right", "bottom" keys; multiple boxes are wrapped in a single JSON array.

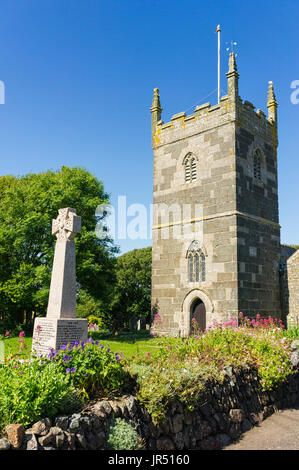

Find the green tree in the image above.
[
  {"left": 107, "top": 247, "right": 152, "bottom": 332},
  {"left": 0, "top": 166, "right": 117, "bottom": 330}
]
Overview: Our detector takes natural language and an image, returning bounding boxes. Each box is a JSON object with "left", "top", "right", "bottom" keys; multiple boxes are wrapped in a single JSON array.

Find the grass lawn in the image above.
[
  {"left": 91, "top": 330, "right": 178, "bottom": 359},
  {"left": 1, "top": 330, "right": 166, "bottom": 361},
  {"left": 3, "top": 325, "right": 298, "bottom": 362},
  {"left": 1, "top": 336, "right": 33, "bottom": 360}
]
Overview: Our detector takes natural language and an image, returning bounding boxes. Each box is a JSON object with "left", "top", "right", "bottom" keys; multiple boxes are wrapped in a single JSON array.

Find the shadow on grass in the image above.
[{"left": 89, "top": 330, "right": 153, "bottom": 344}]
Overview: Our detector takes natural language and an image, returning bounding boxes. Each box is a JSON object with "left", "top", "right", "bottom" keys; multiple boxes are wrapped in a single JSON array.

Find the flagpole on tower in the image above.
[{"left": 216, "top": 24, "right": 221, "bottom": 104}]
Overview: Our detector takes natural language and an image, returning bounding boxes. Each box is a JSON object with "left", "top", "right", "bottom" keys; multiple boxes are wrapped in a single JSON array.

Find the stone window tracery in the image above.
[
  {"left": 184, "top": 153, "right": 197, "bottom": 183},
  {"left": 253, "top": 149, "right": 262, "bottom": 181},
  {"left": 187, "top": 241, "right": 206, "bottom": 283}
]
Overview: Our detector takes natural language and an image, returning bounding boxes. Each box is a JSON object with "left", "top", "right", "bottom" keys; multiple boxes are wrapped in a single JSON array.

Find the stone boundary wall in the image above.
[{"left": 1, "top": 366, "right": 299, "bottom": 451}]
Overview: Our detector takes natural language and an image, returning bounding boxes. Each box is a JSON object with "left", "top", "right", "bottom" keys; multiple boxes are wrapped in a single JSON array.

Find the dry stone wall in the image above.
[{"left": 1, "top": 366, "right": 299, "bottom": 451}]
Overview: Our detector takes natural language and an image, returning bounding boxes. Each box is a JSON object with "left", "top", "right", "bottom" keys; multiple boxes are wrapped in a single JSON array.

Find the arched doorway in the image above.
[
  {"left": 181, "top": 289, "right": 213, "bottom": 336},
  {"left": 191, "top": 298, "right": 206, "bottom": 332}
]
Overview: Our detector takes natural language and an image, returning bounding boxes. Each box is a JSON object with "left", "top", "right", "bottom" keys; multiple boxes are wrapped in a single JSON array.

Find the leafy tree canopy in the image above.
[
  {"left": 106, "top": 246, "right": 152, "bottom": 332},
  {"left": 0, "top": 166, "right": 117, "bottom": 328}
]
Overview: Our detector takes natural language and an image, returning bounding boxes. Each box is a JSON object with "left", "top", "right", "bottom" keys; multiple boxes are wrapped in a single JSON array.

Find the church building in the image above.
[{"left": 150, "top": 52, "right": 284, "bottom": 336}]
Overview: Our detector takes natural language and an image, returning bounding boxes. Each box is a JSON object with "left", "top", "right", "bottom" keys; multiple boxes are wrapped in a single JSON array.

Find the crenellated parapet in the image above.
[{"left": 151, "top": 53, "right": 278, "bottom": 150}]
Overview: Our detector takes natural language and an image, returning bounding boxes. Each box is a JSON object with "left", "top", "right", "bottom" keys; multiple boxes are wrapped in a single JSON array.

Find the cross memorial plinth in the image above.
[{"left": 31, "top": 208, "right": 88, "bottom": 357}]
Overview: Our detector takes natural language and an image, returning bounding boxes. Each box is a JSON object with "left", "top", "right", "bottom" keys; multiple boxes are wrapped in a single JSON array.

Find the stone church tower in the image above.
[{"left": 151, "top": 52, "right": 281, "bottom": 336}]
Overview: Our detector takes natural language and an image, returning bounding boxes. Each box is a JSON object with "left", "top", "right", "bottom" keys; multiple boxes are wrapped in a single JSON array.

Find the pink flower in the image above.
[
  {"left": 153, "top": 313, "right": 162, "bottom": 326},
  {"left": 36, "top": 325, "right": 42, "bottom": 331},
  {"left": 19, "top": 331, "right": 25, "bottom": 337},
  {"left": 4, "top": 331, "right": 9, "bottom": 337}
]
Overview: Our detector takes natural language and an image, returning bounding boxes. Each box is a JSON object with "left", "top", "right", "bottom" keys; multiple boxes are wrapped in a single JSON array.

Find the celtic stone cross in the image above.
[
  {"left": 31, "top": 207, "right": 87, "bottom": 357},
  {"left": 47, "top": 208, "right": 81, "bottom": 318},
  {"left": 52, "top": 208, "right": 81, "bottom": 241}
]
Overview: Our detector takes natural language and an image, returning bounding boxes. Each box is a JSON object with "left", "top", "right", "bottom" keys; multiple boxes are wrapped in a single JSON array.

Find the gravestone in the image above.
[
  {"left": 31, "top": 208, "right": 88, "bottom": 357},
  {"left": 130, "top": 317, "right": 138, "bottom": 331},
  {"left": 137, "top": 316, "right": 146, "bottom": 330}
]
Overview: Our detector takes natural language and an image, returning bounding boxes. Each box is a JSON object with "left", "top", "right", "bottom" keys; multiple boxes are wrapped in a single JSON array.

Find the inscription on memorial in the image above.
[
  {"left": 56, "top": 320, "right": 88, "bottom": 346},
  {"left": 32, "top": 318, "right": 88, "bottom": 357},
  {"left": 32, "top": 318, "right": 57, "bottom": 356}
]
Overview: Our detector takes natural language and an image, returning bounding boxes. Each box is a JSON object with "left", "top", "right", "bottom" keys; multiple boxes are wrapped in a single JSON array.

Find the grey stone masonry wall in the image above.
[
  {"left": 280, "top": 245, "right": 297, "bottom": 324},
  {"left": 235, "top": 101, "right": 281, "bottom": 318},
  {"left": 286, "top": 250, "right": 299, "bottom": 327}
]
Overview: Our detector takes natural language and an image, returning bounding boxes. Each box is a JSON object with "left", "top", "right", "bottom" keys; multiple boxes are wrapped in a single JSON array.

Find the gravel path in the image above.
[{"left": 224, "top": 405, "right": 299, "bottom": 450}]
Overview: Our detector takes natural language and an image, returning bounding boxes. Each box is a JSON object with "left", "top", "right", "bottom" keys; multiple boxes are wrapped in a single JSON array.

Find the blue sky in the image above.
[{"left": 0, "top": 0, "right": 298, "bottom": 254}]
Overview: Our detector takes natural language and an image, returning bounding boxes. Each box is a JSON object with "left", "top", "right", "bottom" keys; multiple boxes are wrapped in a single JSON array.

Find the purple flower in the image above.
[
  {"left": 66, "top": 368, "right": 70, "bottom": 374},
  {"left": 71, "top": 367, "right": 76, "bottom": 373},
  {"left": 95, "top": 341, "right": 99, "bottom": 345}
]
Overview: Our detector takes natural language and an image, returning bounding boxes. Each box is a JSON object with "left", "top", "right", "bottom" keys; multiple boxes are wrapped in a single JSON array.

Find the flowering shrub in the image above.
[
  {"left": 0, "top": 359, "right": 81, "bottom": 431},
  {"left": 0, "top": 338, "right": 133, "bottom": 431},
  {"left": 40, "top": 338, "right": 132, "bottom": 398},
  {"left": 128, "top": 313, "right": 295, "bottom": 423},
  {"left": 129, "top": 360, "right": 222, "bottom": 423},
  {"left": 151, "top": 313, "right": 162, "bottom": 337}
]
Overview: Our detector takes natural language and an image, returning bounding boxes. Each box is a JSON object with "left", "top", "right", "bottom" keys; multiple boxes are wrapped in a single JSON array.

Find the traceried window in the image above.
[
  {"left": 184, "top": 153, "right": 197, "bottom": 183},
  {"left": 187, "top": 241, "right": 206, "bottom": 283},
  {"left": 253, "top": 149, "right": 262, "bottom": 181}
]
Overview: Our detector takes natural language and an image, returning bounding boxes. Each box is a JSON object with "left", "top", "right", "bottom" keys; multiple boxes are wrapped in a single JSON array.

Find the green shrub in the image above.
[
  {"left": 284, "top": 326, "right": 299, "bottom": 339},
  {"left": 129, "top": 361, "right": 222, "bottom": 423},
  {"left": 127, "top": 315, "right": 295, "bottom": 423},
  {"left": 41, "top": 338, "right": 133, "bottom": 398},
  {"left": 87, "top": 315, "right": 104, "bottom": 329},
  {"left": 0, "top": 359, "right": 82, "bottom": 431},
  {"left": 105, "top": 418, "right": 141, "bottom": 450},
  {"left": 0, "top": 338, "right": 134, "bottom": 431}
]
